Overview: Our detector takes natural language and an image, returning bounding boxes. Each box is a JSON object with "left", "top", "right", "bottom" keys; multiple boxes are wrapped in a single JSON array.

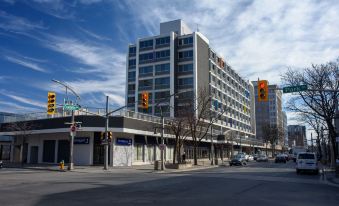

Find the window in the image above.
[
  {"left": 155, "top": 63, "right": 170, "bottom": 74},
  {"left": 129, "top": 59, "right": 136, "bottom": 67},
  {"left": 139, "top": 53, "right": 153, "bottom": 63},
  {"left": 178, "top": 37, "right": 193, "bottom": 46},
  {"left": 177, "top": 64, "right": 193, "bottom": 73},
  {"left": 155, "top": 50, "right": 170, "bottom": 59},
  {"left": 139, "top": 66, "right": 153, "bottom": 76},
  {"left": 127, "top": 96, "right": 135, "bottom": 104},
  {"left": 134, "top": 144, "right": 144, "bottom": 161},
  {"left": 178, "top": 50, "right": 193, "bottom": 59},
  {"left": 178, "top": 77, "right": 193, "bottom": 89},
  {"left": 129, "top": 47, "right": 136, "bottom": 54},
  {"left": 139, "top": 39, "right": 153, "bottom": 49},
  {"left": 156, "top": 36, "right": 170, "bottom": 45},
  {"left": 154, "top": 91, "right": 170, "bottom": 100},
  {"left": 177, "top": 91, "right": 193, "bottom": 99},
  {"left": 128, "top": 84, "right": 135, "bottom": 94},
  {"left": 155, "top": 77, "right": 170, "bottom": 89},
  {"left": 138, "top": 79, "right": 153, "bottom": 90},
  {"left": 128, "top": 71, "right": 136, "bottom": 81}
]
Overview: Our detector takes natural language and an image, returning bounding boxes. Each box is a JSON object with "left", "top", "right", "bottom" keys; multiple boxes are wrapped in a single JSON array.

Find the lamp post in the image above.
[
  {"left": 154, "top": 92, "right": 181, "bottom": 171},
  {"left": 52, "top": 79, "right": 80, "bottom": 171}
]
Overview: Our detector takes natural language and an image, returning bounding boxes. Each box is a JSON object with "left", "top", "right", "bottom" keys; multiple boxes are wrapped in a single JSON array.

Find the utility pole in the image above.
[
  {"left": 104, "top": 96, "right": 109, "bottom": 170},
  {"left": 311, "top": 132, "right": 314, "bottom": 153},
  {"left": 68, "top": 110, "right": 75, "bottom": 170},
  {"left": 160, "top": 113, "right": 165, "bottom": 170},
  {"left": 210, "top": 124, "right": 214, "bottom": 165}
]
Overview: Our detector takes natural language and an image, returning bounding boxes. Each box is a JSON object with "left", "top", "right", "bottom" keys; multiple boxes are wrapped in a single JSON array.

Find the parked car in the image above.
[
  {"left": 229, "top": 154, "right": 247, "bottom": 166},
  {"left": 275, "top": 154, "right": 287, "bottom": 163},
  {"left": 296, "top": 152, "right": 319, "bottom": 174},
  {"left": 248, "top": 155, "right": 254, "bottom": 161},
  {"left": 253, "top": 154, "right": 259, "bottom": 161},
  {"left": 256, "top": 154, "right": 268, "bottom": 162},
  {"left": 0, "top": 160, "right": 3, "bottom": 169}
]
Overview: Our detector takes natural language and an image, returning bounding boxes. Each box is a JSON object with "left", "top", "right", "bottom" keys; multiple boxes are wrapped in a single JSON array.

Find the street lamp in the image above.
[
  {"left": 154, "top": 92, "right": 181, "bottom": 171},
  {"left": 51, "top": 79, "right": 80, "bottom": 171}
]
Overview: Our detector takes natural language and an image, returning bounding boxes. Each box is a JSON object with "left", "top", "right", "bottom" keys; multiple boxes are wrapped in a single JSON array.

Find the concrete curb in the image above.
[
  {"left": 322, "top": 168, "right": 339, "bottom": 188},
  {"left": 153, "top": 165, "right": 219, "bottom": 174}
]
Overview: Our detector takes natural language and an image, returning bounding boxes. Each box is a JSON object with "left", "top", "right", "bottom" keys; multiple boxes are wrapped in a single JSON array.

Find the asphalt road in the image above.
[{"left": 0, "top": 160, "right": 338, "bottom": 206}]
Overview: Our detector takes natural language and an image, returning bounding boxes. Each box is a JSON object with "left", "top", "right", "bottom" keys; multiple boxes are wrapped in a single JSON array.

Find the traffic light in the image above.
[
  {"left": 141, "top": 92, "right": 149, "bottom": 109},
  {"left": 108, "top": 132, "right": 112, "bottom": 141},
  {"left": 258, "top": 80, "right": 268, "bottom": 102},
  {"left": 47, "top": 92, "right": 56, "bottom": 115}
]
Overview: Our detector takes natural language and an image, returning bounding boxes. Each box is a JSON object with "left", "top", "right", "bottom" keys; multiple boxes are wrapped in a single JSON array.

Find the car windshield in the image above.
[
  {"left": 234, "top": 155, "right": 243, "bottom": 158},
  {"left": 298, "top": 153, "right": 315, "bottom": 159}
]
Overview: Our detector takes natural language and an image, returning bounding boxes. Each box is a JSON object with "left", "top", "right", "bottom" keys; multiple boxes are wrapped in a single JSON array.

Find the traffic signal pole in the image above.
[
  {"left": 68, "top": 110, "right": 75, "bottom": 170},
  {"left": 104, "top": 96, "right": 109, "bottom": 170}
]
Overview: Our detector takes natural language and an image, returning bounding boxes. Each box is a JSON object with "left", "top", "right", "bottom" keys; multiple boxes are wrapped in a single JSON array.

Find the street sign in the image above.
[
  {"left": 63, "top": 104, "right": 81, "bottom": 111},
  {"left": 283, "top": 85, "right": 308, "bottom": 93}
]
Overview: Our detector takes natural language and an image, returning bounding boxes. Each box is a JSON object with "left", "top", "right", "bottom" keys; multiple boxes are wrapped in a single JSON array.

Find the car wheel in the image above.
[{"left": 229, "top": 164, "right": 232, "bottom": 166}]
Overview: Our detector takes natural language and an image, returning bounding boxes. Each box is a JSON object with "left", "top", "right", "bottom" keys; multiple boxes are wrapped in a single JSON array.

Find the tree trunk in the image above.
[
  {"left": 326, "top": 119, "right": 337, "bottom": 168},
  {"left": 173, "top": 137, "right": 178, "bottom": 164},
  {"left": 193, "top": 144, "right": 198, "bottom": 165}
]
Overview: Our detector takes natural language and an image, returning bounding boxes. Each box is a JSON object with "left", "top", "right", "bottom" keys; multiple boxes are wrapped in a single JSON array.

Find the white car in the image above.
[{"left": 296, "top": 152, "right": 319, "bottom": 174}]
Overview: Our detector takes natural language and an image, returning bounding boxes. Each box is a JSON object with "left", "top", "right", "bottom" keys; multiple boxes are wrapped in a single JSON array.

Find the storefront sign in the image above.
[
  {"left": 74, "top": 137, "right": 89, "bottom": 144},
  {"left": 116, "top": 138, "right": 132, "bottom": 146}
]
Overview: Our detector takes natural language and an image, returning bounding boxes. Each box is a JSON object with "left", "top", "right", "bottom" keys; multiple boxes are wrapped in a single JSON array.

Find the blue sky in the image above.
[{"left": 0, "top": 0, "right": 339, "bottom": 118}]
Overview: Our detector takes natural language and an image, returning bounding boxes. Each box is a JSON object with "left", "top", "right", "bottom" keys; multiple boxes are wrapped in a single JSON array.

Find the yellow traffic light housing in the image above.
[
  {"left": 141, "top": 92, "right": 149, "bottom": 109},
  {"left": 258, "top": 80, "right": 268, "bottom": 102},
  {"left": 47, "top": 92, "right": 56, "bottom": 115}
]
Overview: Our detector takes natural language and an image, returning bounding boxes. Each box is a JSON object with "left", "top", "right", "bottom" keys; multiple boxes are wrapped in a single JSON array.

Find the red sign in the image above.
[{"left": 70, "top": 125, "right": 76, "bottom": 132}]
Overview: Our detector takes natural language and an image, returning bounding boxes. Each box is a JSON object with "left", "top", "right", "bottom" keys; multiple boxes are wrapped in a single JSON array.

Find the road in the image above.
[{"left": 0, "top": 161, "right": 338, "bottom": 206}]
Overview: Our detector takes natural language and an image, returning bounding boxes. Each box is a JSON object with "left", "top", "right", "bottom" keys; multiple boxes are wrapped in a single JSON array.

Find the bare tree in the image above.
[
  {"left": 295, "top": 111, "right": 327, "bottom": 160},
  {"left": 6, "top": 121, "right": 38, "bottom": 165},
  {"left": 261, "top": 122, "right": 284, "bottom": 157},
  {"left": 168, "top": 116, "right": 190, "bottom": 164},
  {"left": 180, "top": 87, "right": 226, "bottom": 165},
  {"left": 282, "top": 59, "right": 338, "bottom": 168}
]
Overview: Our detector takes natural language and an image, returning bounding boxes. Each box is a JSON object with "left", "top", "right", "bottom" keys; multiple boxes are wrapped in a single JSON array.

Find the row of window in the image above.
[
  {"left": 129, "top": 63, "right": 193, "bottom": 81},
  {"left": 178, "top": 50, "right": 193, "bottom": 59},
  {"left": 138, "top": 36, "right": 193, "bottom": 51},
  {"left": 139, "top": 36, "right": 171, "bottom": 50},
  {"left": 139, "top": 50, "right": 170, "bottom": 63},
  {"left": 178, "top": 37, "right": 193, "bottom": 46}
]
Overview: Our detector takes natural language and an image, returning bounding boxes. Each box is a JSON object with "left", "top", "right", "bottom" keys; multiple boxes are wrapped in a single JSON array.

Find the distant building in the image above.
[
  {"left": 0, "top": 112, "right": 13, "bottom": 161},
  {"left": 288, "top": 125, "right": 306, "bottom": 147},
  {"left": 126, "top": 19, "right": 256, "bottom": 138},
  {"left": 282, "top": 111, "right": 288, "bottom": 146},
  {"left": 252, "top": 82, "right": 283, "bottom": 143}
]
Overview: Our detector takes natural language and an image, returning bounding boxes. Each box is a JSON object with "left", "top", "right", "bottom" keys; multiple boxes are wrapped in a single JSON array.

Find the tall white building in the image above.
[{"left": 126, "top": 19, "right": 256, "bottom": 138}]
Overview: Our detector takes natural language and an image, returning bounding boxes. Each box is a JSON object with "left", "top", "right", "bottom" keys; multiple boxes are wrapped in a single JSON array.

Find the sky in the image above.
[{"left": 0, "top": 0, "right": 338, "bottom": 134}]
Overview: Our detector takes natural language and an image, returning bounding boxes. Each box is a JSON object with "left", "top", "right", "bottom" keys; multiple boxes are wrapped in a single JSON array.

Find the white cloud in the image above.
[
  {"left": 4, "top": 55, "right": 49, "bottom": 73},
  {"left": 0, "top": 91, "right": 45, "bottom": 108},
  {"left": 0, "top": 11, "right": 46, "bottom": 32},
  {"left": 122, "top": 0, "right": 339, "bottom": 85},
  {"left": 43, "top": 35, "right": 125, "bottom": 76},
  {"left": 0, "top": 101, "right": 41, "bottom": 113}
]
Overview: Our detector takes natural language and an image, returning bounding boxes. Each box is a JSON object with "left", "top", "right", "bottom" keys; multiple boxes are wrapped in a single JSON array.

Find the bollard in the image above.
[{"left": 59, "top": 160, "right": 65, "bottom": 171}]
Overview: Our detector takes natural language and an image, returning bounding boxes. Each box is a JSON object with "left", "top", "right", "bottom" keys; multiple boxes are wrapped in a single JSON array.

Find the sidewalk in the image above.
[
  {"left": 321, "top": 163, "right": 339, "bottom": 187},
  {"left": 2, "top": 162, "right": 220, "bottom": 174}
]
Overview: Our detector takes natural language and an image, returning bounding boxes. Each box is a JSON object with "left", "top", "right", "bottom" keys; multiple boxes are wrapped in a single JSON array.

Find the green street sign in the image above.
[
  {"left": 283, "top": 85, "right": 308, "bottom": 93},
  {"left": 63, "top": 104, "right": 81, "bottom": 111}
]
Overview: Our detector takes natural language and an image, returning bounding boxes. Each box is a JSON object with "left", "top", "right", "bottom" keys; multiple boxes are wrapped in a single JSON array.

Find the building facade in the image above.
[
  {"left": 252, "top": 82, "right": 283, "bottom": 143},
  {"left": 288, "top": 125, "right": 306, "bottom": 147},
  {"left": 126, "top": 19, "right": 255, "bottom": 139},
  {"left": 282, "top": 111, "right": 288, "bottom": 146}
]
